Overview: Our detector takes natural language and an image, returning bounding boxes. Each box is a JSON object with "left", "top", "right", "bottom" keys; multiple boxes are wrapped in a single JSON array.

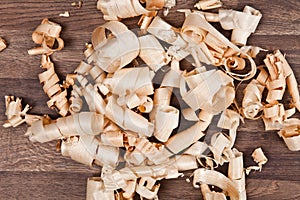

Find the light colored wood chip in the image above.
[
  {"left": 278, "top": 118, "right": 300, "bottom": 151},
  {"left": 194, "top": 0, "right": 222, "bottom": 10},
  {"left": 0, "top": 37, "right": 7, "bottom": 52},
  {"left": 28, "top": 18, "right": 64, "bottom": 55},
  {"left": 59, "top": 11, "right": 70, "bottom": 17},
  {"left": 219, "top": 6, "right": 262, "bottom": 46}
]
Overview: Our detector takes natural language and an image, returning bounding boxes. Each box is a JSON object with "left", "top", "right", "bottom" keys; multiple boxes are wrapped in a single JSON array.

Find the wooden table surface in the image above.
[{"left": 0, "top": 0, "right": 299, "bottom": 199}]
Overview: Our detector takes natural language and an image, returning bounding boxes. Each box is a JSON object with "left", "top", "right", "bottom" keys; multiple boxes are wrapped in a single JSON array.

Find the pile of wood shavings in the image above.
[{"left": 3, "top": 0, "right": 300, "bottom": 199}]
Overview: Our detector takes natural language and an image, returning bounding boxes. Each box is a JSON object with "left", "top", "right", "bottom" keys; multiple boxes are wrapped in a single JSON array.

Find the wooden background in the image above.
[{"left": 0, "top": 0, "right": 299, "bottom": 199}]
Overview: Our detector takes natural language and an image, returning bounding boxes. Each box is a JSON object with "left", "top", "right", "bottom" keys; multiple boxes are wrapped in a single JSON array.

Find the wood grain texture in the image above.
[{"left": 0, "top": 0, "right": 299, "bottom": 199}]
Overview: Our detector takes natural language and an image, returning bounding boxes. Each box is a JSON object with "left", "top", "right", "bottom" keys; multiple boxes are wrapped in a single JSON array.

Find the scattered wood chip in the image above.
[
  {"left": 28, "top": 18, "right": 64, "bottom": 55},
  {"left": 0, "top": 37, "right": 7, "bottom": 52},
  {"left": 219, "top": 6, "right": 262, "bottom": 46},
  {"left": 3, "top": 96, "right": 41, "bottom": 128},
  {"left": 59, "top": 11, "right": 70, "bottom": 17},
  {"left": 278, "top": 118, "right": 300, "bottom": 151},
  {"left": 246, "top": 147, "right": 268, "bottom": 175},
  {"left": 71, "top": 1, "right": 83, "bottom": 8},
  {"left": 194, "top": 0, "right": 222, "bottom": 10},
  {"left": 252, "top": 147, "right": 268, "bottom": 166}
]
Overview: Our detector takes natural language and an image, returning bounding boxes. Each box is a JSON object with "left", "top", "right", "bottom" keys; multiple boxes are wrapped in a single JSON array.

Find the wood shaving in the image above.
[
  {"left": 178, "top": 11, "right": 257, "bottom": 80},
  {"left": 200, "top": 184, "right": 227, "bottom": 200},
  {"left": 96, "top": 0, "right": 175, "bottom": 20},
  {"left": 219, "top": 6, "right": 262, "bottom": 46},
  {"left": 194, "top": 0, "right": 222, "bottom": 10},
  {"left": 252, "top": 147, "right": 268, "bottom": 166},
  {"left": 242, "top": 69, "right": 267, "bottom": 119},
  {"left": 28, "top": 19, "right": 64, "bottom": 55},
  {"left": 139, "top": 35, "right": 171, "bottom": 71},
  {"left": 3, "top": 2, "right": 300, "bottom": 200},
  {"left": 246, "top": 147, "right": 268, "bottom": 175},
  {"left": 0, "top": 37, "right": 7, "bottom": 52},
  {"left": 39, "top": 55, "right": 69, "bottom": 116},
  {"left": 25, "top": 112, "right": 105, "bottom": 143},
  {"left": 3, "top": 96, "right": 41, "bottom": 128},
  {"left": 180, "top": 69, "right": 235, "bottom": 114},
  {"left": 59, "top": 11, "right": 70, "bottom": 17},
  {"left": 278, "top": 118, "right": 300, "bottom": 151},
  {"left": 193, "top": 168, "right": 240, "bottom": 200},
  {"left": 91, "top": 21, "right": 140, "bottom": 73},
  {"left": 72, "top": 1, "right": 83, "bottom": 8}
]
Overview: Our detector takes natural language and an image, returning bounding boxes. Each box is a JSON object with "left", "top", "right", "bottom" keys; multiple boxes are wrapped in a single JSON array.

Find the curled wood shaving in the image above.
[
  {"left": 72, "top": 1, "right": 83, "bottom": 8},
  {"left": 107, "top": 155, "right": 197, "bottom": 185},
  {"left": 147, "top": 16, "right": 188, "bottom": 49},
  {"left": 240, "top": 46, "right": 267, "bottom": 58},
  {"left": 121, "top": 179, "right": 137, "bottom": 199},
  {"left": 59, "top": 11, "right": 70, "bottom": 17},
  {"left": 97, "top": 0, "right": 175, "bottom": 20},
  {"left": 106, "top": 96, "right": 154, "bottom": 137},
  {"left": 76, "top": 74, "right": 107, "bottom": 114},
  {"left": 139, "top": 34, "right": 171, "bottom": 71},
  {"left": 242, "top": 72, "right": 266, "bottom": 119},
  {"left": 228, "top": 149, "right": 246, "bottom": 200},
  {"left": 164, "top": 114, "right": 209, "bottom": 156},
  {"left": 138, "top": 11, "right": 158, "bottom": 31},
  {"left": 135, "top": 177, "right": 160, "bottom": 199},
  {"left": 241, "top": 50, "right": 300, "bottom": 129},
  {"left": 39, "top": 55, "right": 70, "bottom": 116},
  {"left": 125, "top": 137, "right": 166, "bottom": 165},
  {"left": 278, "top": 118, "right": 300, "bottom": 151},
  {"left": 4, "top": 96, "right": 29, "bottom": 128},
  {"left": 246, "top": 147, "right": 268, "bottom": 175},
  {"left": 0, "top": 37, "right": 7, "bottom": 52},
  {"left": 181, "top": 69, "right": 235, "bottom": 114},
  {"left": 209, "top": 132, "right": 231, "bottom": 165},
  {"left": 252, "top": 147, "right": 268, "bottom": 166},
  {"left": 86, "top": 177, "right": 114, "bottom": 200},
  {"left": 194, "top": 0, "right": 222, "bottom": 10},
  {"left": 61, "top": 135, "right": 119, "bottom": 167},
  {"left": 28, "top": 19, "right": 64, "bottom": 55},
  {"left": 3, "top": 96, "right": 41, "bottom": 128},
  {"left": 97, "top": 0, "right": 149, "bottom": 20},
  {"left": 91, "top": 21, "right": 140, "bottom": 73},
  {"left": 200, "top": 184, "right": 227, "bottom": 200},
  {"left": 219, "top": 6, "right": 262, "bottom": 46},
  {"left": 150, "top": 105, "right": 179, "bottom": 142},
  {"left": 262, "top": 102, "right": 295, "bottom": 131},
  {"left": 103, "top": 67, "right": 154, "bottom": 100},
  {"left": 100, "top": 131, "right": 124, "bottom": 147},
  {"left": 25, "top": 112, "right": 104, "bottom": 143},
  {"left": 264, "top": 51, "right": 288, "bottom": 103},
  {"left": 216, "top": 109, "right": 241, "bottom": 156},
  {"left": 193, "top": 168, "right": 240, "bottom": 200},
  {"left": 182, "top": 108, "right": 199, "bottom": 121},
  {"left": 180, "top": 11, "right": 257, "bottom": 80},
  {"left": 265, "top": 50, "right": 300, "bottom": 111},
  {"left": 149, "top": 87, "right": 179, "bottom": 142},
  {"left": 184, "top": 141, "right": 208, "bottom": 157}
]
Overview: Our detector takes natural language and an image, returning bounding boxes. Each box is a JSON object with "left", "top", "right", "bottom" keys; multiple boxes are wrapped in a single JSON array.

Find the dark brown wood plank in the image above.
[
  {"left": 0, "top": 0, "right": 299, "bottom": 200},
  {"left": 0, "top": 171, "right": 91, "bottom": 200}
]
